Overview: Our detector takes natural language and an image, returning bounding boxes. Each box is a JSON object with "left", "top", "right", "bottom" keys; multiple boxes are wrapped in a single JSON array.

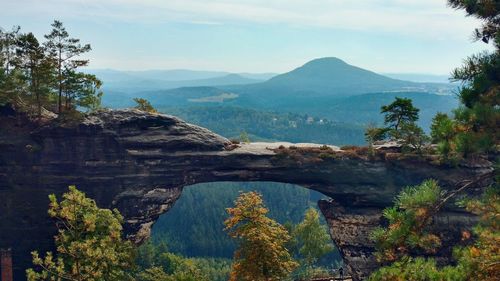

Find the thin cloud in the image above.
[
  {"left": 2, "top": 0, "right": 487, "bottom": 73},
  {"left": 2, "top": 0, "right": 480, "bottom": 39}
]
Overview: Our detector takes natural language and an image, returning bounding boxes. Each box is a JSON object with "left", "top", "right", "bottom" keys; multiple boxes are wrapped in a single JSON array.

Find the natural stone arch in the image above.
[{"left": 0, "top": 109, "right": 492, "bottom": 280}]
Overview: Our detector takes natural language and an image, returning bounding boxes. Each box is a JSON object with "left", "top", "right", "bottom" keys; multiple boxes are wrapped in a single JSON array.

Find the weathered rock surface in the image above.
[
  {"left": 318, "top": 201, "right": 479, "bottom": 280},
  {"left": 0, "top": 109, "right": 493, "bottom": 280}
]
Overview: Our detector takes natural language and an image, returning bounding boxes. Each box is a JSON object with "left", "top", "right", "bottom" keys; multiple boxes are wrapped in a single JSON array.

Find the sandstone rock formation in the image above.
[{"left": 0, "top": 109, "right": 493, "bottom": 280}]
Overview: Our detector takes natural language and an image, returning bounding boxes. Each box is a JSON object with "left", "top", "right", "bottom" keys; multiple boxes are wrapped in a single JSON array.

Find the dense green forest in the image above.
[
  {"left": 104, "top": 91, "right": 457, "bottom": 131},
  {"left": 152, "top": 182, "right": 339, "bottom": 265},
  {"left": 164, "top": 106, "right": 365, "bottom": 144}
]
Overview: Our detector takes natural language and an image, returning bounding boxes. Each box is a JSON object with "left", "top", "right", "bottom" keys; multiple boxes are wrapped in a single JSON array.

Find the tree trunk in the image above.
[
  {"left": 58, "top": 49, "right": 62, "bottom": 114},
  {"left": 32, "top": 67, "right": 41, "bottom": 121},
  {"left": 65, "top": 91, "right": 69, "bottom": 110}
]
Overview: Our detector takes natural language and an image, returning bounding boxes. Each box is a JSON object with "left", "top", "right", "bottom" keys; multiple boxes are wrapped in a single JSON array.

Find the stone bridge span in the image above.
[{"left": 0, "top": 109, "right": 492, "bottom": 280}]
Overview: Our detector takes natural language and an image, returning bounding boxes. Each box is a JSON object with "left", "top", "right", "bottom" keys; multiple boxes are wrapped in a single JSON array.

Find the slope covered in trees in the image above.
[{"left": 165, "top": 106, "right": 365, "bottom": 144}]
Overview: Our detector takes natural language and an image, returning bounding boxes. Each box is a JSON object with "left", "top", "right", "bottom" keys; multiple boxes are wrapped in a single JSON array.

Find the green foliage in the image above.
[
  {"left": 430, "top": 113, "right": 457, "bottom": 160},
  {"left": 133, "top": 98, "right": 157, "bottom": 113},
  {"left": 396, "top": 180, "right": 441, "bottom": 209},
  {"left": 398, "top": 122, "right": 430, "bottom": 154},
  {"left": 136, "top": 252, "right": 213, "bottom": 281},
  {"left": 447, "top": 0, "right": 500, "bottom": 45},
  {"left": 0, "top": 21, "right": 102, "bottom": 119},
  {"left": 135, "top": 241, "right": 231, "bottom": 281},
  {"left": 293, "top": 208, "right": 334, "bottom": 268},
  {"left": 239, "top": 131, "right": 250, "bottom": 143},
  {"left": 369, "top": 256, "right": 457, "bottom": 281},
  {"left": 15, "top": 32, "right": 55, "bottom": 118},
  {"left": 136, "top": 267, "right": 172, "bottom": 281},
  {"left": 371, "top": 180, "right": 442, "bottom": 263},
  {"left": 368, "top": 97, "right": 429, "bottom": 154},
  {"left": 164, "top": 106, "right": 365, "bottom": 145},
  {"left": 189, "top": 258, "right": 232, "bottom": 281},
  {"left": 44, "top": 20, "right": 92, "bottom": 113},
  {"left": 381, "top": 97, "right": 420, "bottom": 131},
  {"left": 431, "top": 106, "right": 497, "bottom": 159},
  {"left": 364, "top": 125, "right": 388, "bottom": 145},
  {"left": 224, "top": 191, "right": 298, "bottom": 281},
  {"left": 135, "top": 241, "right": 169, "bottom": 270},
  {"left": 0, "top": 26, "right": 21, "bottom": 105},
  {"left": 136, "top": 261, "right": 205, "bottom": 281},
  {"left": 429, "top": 0, "right": 500, "bottom": 158},
  {"left": 26, "top": 186, "right": 135, "bottom": 281},
  {"left": 156, "top": 253, "right": 205, "bottom": 281},
  {"left": 61, "top": 70, "right": 103, "bottom": 112},
  {"left": 151, "top": 182, "right": 326, "bottom": 259},
  {"left": 452, "top": 186, "right": 500, "bottom": 280},
  {"left": 370, "top": 185, "right": 500, "bottom": 281}
]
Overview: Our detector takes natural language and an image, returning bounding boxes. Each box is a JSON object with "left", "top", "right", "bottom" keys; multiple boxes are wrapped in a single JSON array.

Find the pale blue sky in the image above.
[{"left": 0, "top": 0, "right": 492, "bottom": 74}]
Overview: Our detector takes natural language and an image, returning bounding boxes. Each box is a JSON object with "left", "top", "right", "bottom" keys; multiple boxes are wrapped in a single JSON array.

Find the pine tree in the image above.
[
  {"left": 133, "top": 98, "right": 157, "bottom": 113},
  {"left": 369, "top": 181, "right": 499, "bottom": 281},
  {"left": 44, "top": 20, "right": 91, "bottom": 114},
  {"left": 452, "top": 187, "right": 500, "bottom": 281},
  {"left": 224, "top": 191, "right": 298, "bottom": 281},
  {"left": 380, "top": 97, "right": 419, "bottom": 132},
  {"left": 430, "top": 113, "right": 456, "bottom": 160},
  {"left": 370, "top": 180, "right": 443, "bottom": 264},
  {"left": 429, "top": 0, "right": 500, "bottom": 157},
  {"left": 368, "top": 97, "right": 428, "bottom": 153},
  {"left": 398, "top": 122, "right": 430, "bottom": 154},
  {"left": 1, "top": 26, "right": 25, "bottom": 105},
  {"left": 62, "top": 70, "right": 102, "bottom": 111},
  {"left": 15, "top": 32, "right": 54, "bottom": 119},
  {"left": 0, "top": 26, "right": 20, "bottom": 75}
]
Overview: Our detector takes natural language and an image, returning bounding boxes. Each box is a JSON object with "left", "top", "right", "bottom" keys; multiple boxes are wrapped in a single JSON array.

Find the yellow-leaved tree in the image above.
[
  {"left": 224, "top": 191, "right": 298, "bottom": 281},
  {"left": 26, "top": 186, "right": 135, "bottom": 281}
]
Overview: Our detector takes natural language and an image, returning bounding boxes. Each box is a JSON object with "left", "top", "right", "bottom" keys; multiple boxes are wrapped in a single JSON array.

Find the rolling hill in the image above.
[
  {"left": 103, "top": 57, "right": 452, "bottom": 106},
  {"left": 249, "top": 57, "right": 414, "bottom": 96},
  {"left": 102, "top": 57, "right": 458, "bottom": 132},
  {"left": 88, "top": 69, "right": 276, "bottom": 92}
]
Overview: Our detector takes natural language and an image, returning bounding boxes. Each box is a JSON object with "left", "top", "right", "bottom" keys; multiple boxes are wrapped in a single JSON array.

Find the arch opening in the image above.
[{"left": 149, "top": 181, "right": 343, "bottom": 278}]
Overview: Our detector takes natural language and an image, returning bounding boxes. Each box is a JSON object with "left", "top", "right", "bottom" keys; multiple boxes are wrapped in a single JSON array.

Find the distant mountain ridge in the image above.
[
  {"left": 93, "top": 57, "right": 453, "bottom": 96},
  {"left": 256, "top": 57, "right": 413, "bottom": 96},
  {"left": 102, "top": 57, "right": 456, "bottom": 122},
  {"left": 86, "top": 69, "right": 277, "bottom": 92}
]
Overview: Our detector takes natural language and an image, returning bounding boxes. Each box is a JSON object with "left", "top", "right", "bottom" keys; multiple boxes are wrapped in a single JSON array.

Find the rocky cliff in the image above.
[{"left": 0, "top": 108, "right": 493, "bottom": 280}]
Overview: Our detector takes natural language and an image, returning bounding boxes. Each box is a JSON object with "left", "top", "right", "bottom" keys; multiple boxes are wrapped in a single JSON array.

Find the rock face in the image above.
[
  {"left": 0, "top": 109, "right": 493, "bottom": 281},
  {"left": 318, "top": 201, "right": 480, "bottom": 279}
]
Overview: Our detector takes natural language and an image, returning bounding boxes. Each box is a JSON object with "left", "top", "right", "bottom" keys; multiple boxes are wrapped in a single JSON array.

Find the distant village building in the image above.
[
  {"left": 289, "top": 121, "right": 297, "bottom": 128},
  {"left": 306, "top": 116, "right": 314, "bottom": 124}
]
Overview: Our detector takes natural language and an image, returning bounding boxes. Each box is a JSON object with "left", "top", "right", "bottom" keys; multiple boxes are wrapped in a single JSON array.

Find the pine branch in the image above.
[{"left": 434, "top": 171, "right": 494, "bottom": 212}]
